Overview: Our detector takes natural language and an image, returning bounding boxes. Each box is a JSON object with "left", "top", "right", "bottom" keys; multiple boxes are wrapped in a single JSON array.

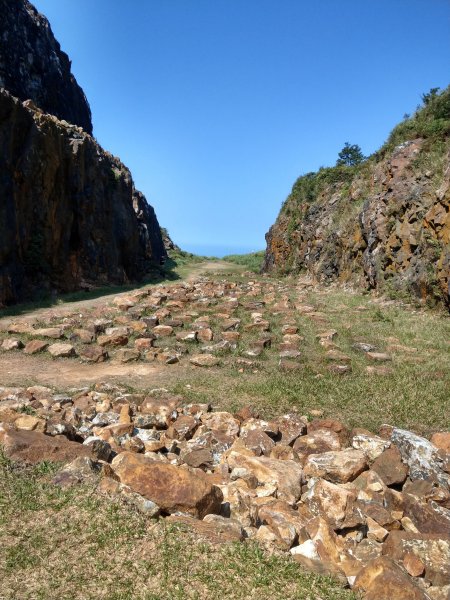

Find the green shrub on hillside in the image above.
[{"left": 223, "top": 251, "right": 265, "bottom": 272}]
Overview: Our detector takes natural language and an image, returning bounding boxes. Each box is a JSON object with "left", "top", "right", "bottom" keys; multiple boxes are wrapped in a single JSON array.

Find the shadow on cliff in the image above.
[{"left": 0, "top": 261, "right": 181, "bottom": 318}]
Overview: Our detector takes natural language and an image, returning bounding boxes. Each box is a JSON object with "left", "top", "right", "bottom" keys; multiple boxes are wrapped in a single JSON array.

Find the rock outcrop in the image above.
[
  {"left": 0, "top": 0, "right": 92, "bottom": 134},
  {"left": 0, "top": 1, "right": 166, "bottom": 305},
  {"left": 264, "top": 90, "right": 450, "bottom": 308}
]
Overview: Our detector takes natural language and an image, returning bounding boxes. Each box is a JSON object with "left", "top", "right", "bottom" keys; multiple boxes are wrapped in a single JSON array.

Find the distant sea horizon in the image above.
[{"left": 180, "top": 243, "right": 263, "bottom": 258}]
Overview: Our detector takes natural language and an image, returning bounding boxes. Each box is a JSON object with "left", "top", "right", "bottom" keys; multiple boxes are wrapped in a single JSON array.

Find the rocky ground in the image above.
[{"left": 0, "top": 262, "right": 449, "bottom": 599}]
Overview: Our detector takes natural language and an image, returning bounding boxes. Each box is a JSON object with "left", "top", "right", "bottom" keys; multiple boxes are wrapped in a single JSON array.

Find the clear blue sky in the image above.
[{"left": 34, "top": 0, "right": 450, "bottom": 256}]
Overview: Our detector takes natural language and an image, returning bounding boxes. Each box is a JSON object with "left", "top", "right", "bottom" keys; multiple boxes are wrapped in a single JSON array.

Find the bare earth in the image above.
[{"left": 0, "top": 260, "right": 234, "bottom": 389}]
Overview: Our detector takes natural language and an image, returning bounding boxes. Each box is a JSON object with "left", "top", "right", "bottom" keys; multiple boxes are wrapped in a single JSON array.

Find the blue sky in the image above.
[{"left": 34, "top": 0, "right": 450, "bottom": 256}]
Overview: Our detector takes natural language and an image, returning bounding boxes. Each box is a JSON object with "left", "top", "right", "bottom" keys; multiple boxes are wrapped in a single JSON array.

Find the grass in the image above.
[
  {"left": 222, "top": 251, "right": 265, "bottom": 273},
  {"left": 0, "top": 453, "right": 356, "bottom": 600},
  {"left": 167, "top": 273, "right": 450, "bottom": 436}
]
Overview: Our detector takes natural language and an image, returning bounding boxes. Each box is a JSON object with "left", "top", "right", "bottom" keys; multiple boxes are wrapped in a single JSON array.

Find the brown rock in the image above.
[
  {"left": 225, "top": 450, "right": 303, "bottom": 504},
  {"left": 115, "top": 348, "right": 140, "bottom": 363},
  {"left": 183, "top": 448, "right": 214, "bottom": 469},
  {"left": 47, "top": 343, "right": 76, "bottom": 358},
  {"left": 153, "top": 325, "right": 174, "bottom": 337},
  {"left": 302, "top": 477, "right": 361, "bottom": 529},
  {"left": 308, "top": 419, "right": 350, "bottom": 445},
  {"left": 202, "top": 412, "right": 240, "bottom": 437},
  {"left": 23, "top": 340, "right": 49, "bottom": 354},
  {"left": 0, "top": 427, "right": 92, "bottom": 464},
  {"left": 293, "top": 428, "right": 341, "bottom": 464},
  {"left": 79, "top": 345, "right": 108, "bottom": 363},
  {"left": 372, "top": 446, "right": 409, "bottom": 486},
  {"left": 241, "top": 428, "right": 275, "bottom": 457},
  {"left": 271, "top": 413, "right": 307, "bottom": 445},
  {"left": 403, "top": 552, "right": 425, "bottom": 578},
  {"left": 14, "top": 414, "right": 46, "bottom": 432},
  {"left": 258, "top": 500, "right": 314, "bottom": 548},
  {"left": 97, "top": 333, "right": 128, "bottom": 347},
  {"left": 140, "top": 396, "right": 181, "bottom": 428},
  {"left": 190, "top": 354, "right": 220, "bottom": 367},
  {"left": 111, "top": 451, "right": 223, "bottom": 518},
  {"left": 431, "top": 432, "right": 450, "bottom": 454},
  {"left": 303, "top": 449, "right": 367, "bottom": 483},
  {"left": 166, "top": 415, "right": 198, "bottom": 441},
  {"left": 353, "top": 556, "right": 429, "bottom": 600}
]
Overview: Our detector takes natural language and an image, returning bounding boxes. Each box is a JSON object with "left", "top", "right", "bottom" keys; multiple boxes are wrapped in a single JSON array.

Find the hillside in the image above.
[
  {"left": 0, "top": 0, "right": 166, "bottom": 305},
  {"left": 264, "top": 88, "right": 450, "bottom": 308}
]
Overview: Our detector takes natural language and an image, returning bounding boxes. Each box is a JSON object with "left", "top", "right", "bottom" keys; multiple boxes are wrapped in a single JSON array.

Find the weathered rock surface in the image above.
[
  {"left": 111, "top": 451, "right": 223, "bottom": 518},
  {"left": 0, "top": 0, "right": 92, "bottom": 134},
  {"left": 0, "top": 1, "right": 166, "bottom": 305},
  {"left": 264, "top": 102, "right": 450, "bottom": 308}
]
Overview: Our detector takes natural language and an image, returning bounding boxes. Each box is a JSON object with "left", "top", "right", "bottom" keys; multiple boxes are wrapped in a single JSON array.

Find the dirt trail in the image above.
[
  {"left": 0, "top": 260, "right": 235, "bottom": 329},
  {"left": 0, "top": 260, "right": 237, "bottom": 389}
]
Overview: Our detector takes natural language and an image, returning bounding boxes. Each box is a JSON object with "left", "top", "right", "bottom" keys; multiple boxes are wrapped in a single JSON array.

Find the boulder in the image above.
[
  {"left": 303, "top": 449, "right": 367, "bottom": 483},
  {"left": 0, "top": 426, "right": 92, "bottom": 464},
  {"left": 111, "top": 451, "right": 223, "bottom": 518},
  {"left": 225, "top": 451, "right": 303, "bottom": 504},
  {"left": 353, "top": 556, "right": 430, "bottom": 599}
]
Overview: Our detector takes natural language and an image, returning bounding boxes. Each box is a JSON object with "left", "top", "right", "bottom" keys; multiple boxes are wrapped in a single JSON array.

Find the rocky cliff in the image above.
[
  {"left": 264, "top": 89, "right": 450, "bottom": 308},
  {"left": 0, "top": 1, "right": 166, "bottom": 305},
  {"left": 0, "top": 0, "right": 92, "bottom": 134}
]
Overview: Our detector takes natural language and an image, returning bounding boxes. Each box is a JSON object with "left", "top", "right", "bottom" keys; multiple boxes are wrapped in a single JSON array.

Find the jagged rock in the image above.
[
  {"left": 303, "top": 449, "right": 367, "bottom": 483},
  {"left": 23, "top": 340, "right": 49, "bottom": 354},
  {"left": 79, "top": 345, "right": 108, "bottom": 363},
  {"left": 263, "top": 133, "right": 450, "bottom": 308},
  {"left": 0, "top": 426, "right": 92, "bottom": 464},
  {"left": 293, "top": 428, "right": 341, "bottom": 464},
  {"left": 225, "top": 450, "right": 303, "bottom": 504},
  {"left": 0, "top": 0, "right": 93, "bottom": 133},
  {"left": 383, "top": 530, "right": 450, "bottom": 586},
  {"left": 14, "top": 414, "right": 46, "bottom": 432},
  {"left": 111, "top": 451, "right": 223, "bottom": 518},
  {"left": 353, "top": 556, "right": 430, "bottom": 599},
  {"left": 371, "top": 446, "right": 409, "bottom": 486},
  {"left": 302, "top": 477, "right": 362, "bottom": 529},
  {"left": 0, "top": 90, "right": 165, "bottom": 305},
  {"left": 391, "top": 427, "right": 449, "bottom": 487}
]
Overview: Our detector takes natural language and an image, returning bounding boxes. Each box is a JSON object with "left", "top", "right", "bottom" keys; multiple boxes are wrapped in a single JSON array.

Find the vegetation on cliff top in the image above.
[{"left": 281, "top": 86, "right": 450, "bottom": 215}]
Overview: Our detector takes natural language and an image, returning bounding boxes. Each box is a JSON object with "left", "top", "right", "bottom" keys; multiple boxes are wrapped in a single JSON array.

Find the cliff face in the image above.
[
  {"left": 0, "top": 0, "right": 92, "bottom": 134},
  {"left": 0, "top": 90, "right": 165, "bottom": 304},
  {"left": 0, "top": 1, "right": 166, "bottom": 305},
  {"left": 264, "top": 94, "right": 450, "bottom": 308}
]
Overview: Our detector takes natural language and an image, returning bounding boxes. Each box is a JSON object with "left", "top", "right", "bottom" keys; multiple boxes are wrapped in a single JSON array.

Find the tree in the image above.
[
  {"left": 336, "top": 142, "right": 365, "bottom": 167},
  {"left": 421, "top": 87, "right": 440, "bottom": 106}
]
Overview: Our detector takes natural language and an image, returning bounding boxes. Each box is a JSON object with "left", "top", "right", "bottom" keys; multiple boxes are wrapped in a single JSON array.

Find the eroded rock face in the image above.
[
  {"left": 0, "top": 0, "right": 92, "bottom": 134},
  {"left": 0, "top": 90, "right": 165, "bottom": 304},
  {"left": 0, "top": 1, "right": 166, "bottom": 305},
  {"left": 264, "top": 138, "right": 450, "bottom": 308}
]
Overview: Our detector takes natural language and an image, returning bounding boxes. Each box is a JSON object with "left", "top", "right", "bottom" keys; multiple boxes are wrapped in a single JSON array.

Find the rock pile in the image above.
[
  {"left": 0, "top": 277, "right": 399, "bottom": 377},
  {"left": 0, "top": 383, "right": 448, "bottom": 599}
]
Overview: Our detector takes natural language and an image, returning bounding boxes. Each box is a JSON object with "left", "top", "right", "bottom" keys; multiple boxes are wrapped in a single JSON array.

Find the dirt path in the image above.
[
  {"left": 0, "top": 260, "right": 238, "bottom": 389},
  {"left": 0, "top": 260, "right": 236, "bottom": 329}
]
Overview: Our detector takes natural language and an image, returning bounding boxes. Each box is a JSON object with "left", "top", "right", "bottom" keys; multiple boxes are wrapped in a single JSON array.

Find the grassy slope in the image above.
[
  {"left": 0, "top": 454, "right": 355, "bottom": 600},
  {"left": 222, "top": 251, "right": 265, "bottom": 273}
]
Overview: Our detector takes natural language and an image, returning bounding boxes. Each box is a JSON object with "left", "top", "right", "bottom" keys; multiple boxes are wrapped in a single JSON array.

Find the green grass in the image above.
[
  {"left": 167, "top": 274, "right": 450, "bottom": 436},
  {"left": 0, "top": 453, "right": 356, "bottom": 600},
  {"left": 222, "top": 251, "right": 265, "bottom": 273}
]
